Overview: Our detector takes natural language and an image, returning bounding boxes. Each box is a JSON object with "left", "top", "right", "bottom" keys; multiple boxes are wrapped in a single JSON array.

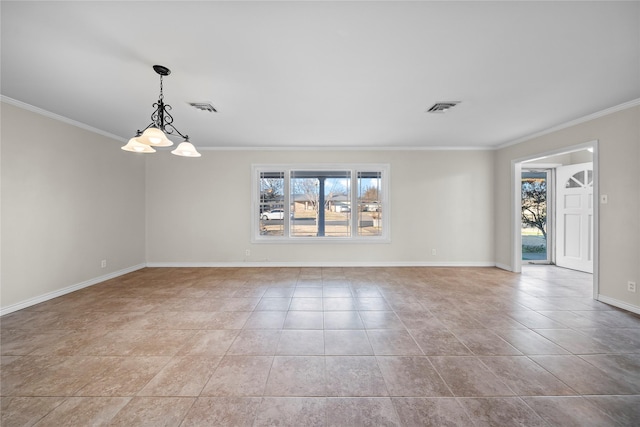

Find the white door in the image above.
[{"left": 555, "top": 162, "right": 593, "bottom": 273}]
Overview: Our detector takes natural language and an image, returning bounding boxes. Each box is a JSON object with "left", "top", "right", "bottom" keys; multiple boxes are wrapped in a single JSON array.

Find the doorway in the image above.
[
  {"left": 521, "top": 169, "right": 551, "bottom": 263},
  {"left": 513, "top": 142, "right": 598, "bottom": 299}
]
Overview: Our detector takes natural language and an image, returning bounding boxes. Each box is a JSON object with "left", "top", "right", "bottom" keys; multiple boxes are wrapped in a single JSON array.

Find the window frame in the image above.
[{"left": 251, "top": 163, "right": 390, "bottom": 243}]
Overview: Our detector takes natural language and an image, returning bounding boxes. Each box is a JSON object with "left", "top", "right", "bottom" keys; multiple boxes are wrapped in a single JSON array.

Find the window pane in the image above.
[
  {"left": 290, "top": 171, "right": 351, "bottom": 237},
  {"left": 259, "top": 171, "right": 285, "bottom": 236},
  {"left": 357, "top": 171, "right": 382, "bottom": 236}
]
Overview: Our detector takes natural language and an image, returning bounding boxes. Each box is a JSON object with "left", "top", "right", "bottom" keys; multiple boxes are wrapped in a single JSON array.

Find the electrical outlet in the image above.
[
  {"left": 245, "top": 249, "right": 251, "bottom": 257},
  {"left": 628, "top": 281, "right": 637, "bottom": 293},
  {"left": 101, "top": 259, "right": 107, "bottom": 268},
  {"left": 431, "top": 249, "right": 437, "bottom": 256}
]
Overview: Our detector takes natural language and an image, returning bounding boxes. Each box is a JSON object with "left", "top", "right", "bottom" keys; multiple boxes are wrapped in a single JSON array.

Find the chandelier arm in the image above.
[{"left": 125, "top": 65, "right": 196, "bottom": 154}]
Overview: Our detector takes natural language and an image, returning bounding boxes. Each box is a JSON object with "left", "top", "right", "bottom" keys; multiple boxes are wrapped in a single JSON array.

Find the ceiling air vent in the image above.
[
  {"left": 188, "top": 102, "right": 217, "bottom": 113},
  {"left": 427, "top": 102, "right": 460, "bottom": 113}
]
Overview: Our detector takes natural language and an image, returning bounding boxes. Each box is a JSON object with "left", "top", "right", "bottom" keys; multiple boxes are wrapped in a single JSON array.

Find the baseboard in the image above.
[
  {"left": 146, "top": 261, "right": 498, "bottom": 268},
  {"left": 0, "top": 263, "right": 146, "bottom": 316},
  {"left": 495, "top": 262, "right": 514, "bottom": 272},
  {"left": 597, "top": 294, "right": 640, "bottom": 316}
]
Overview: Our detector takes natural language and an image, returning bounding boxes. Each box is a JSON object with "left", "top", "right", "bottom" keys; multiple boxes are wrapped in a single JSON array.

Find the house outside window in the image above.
[{"left": 253, "top": 164, "right": 389, "bottom": 243}]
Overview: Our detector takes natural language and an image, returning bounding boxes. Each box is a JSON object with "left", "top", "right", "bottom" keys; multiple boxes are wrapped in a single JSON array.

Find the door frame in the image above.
[{"left": 511, "top": 140, "right": 599, "bottom": 299}]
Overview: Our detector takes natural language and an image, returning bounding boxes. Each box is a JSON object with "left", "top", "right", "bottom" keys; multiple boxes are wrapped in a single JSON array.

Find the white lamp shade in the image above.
[
  {"left": 121, "top": 137, "right": 156, "bottom": 153},
  {"left": 171, "top": 141, "right": 201, "bottom": 157},
  {"left": 138, "top": 127, "right": 173, "bottom": 147}
]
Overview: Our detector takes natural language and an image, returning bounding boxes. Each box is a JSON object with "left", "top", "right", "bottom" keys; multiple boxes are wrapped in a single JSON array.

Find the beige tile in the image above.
[
  {"left": 276, "top": 330, "right": 324, "bottom": 355},
  {"left": 324, "top": 330, "right": 373, "bottom": 355},
  {"left": 458, "top": 397, "right": 547, "bottom": 427},
  {"left": 410, "top": 329, "right": 471, "bottom": 356},
  {"left": 8, "top": 356, "right": 110, "bottom": 397},
  {"left": 367, "top": 330, "right": 423, "bottom": 355},
  {"left": 0, "top": 329, "right": 72, "bottom": 356},
  {"left": 579, "top": 327, "right": 640, "bottom": 353},
  {"left": 264, "top": 287, "right": 295, "bottom": 298},
  {"left": 530, "top": 355, "right": 638, "bottom": 395},
  {"left": 323, "top": 311, "right": 364, "bottom": 329},
  {"left": 217, "top": 297, "right": 261, "bottom": 311},
  {"left": 506, "top": 310, "right": 567, "bottom": 329},
  {"left": 360, "top": 311, "right": 405, "bottom": 329},
  {"left": 524, "top": 396, "right": 619, "bottom": 427},
  {"left": 177, "top": 330, "right": 239, "bottom": 355},
  {"left": 181, "top": 397, "right": 262, "bottom": 427},
  {"left": 355, "top": 297, "right": 391, "bottom": 311},
  {"left": 283, "top": 311, "right": 324, "bottom": 329},
  {"left": 293, "top": 287, "right": 323, "bottom": 297},
  {"left": 468, "top": 311, "right": 527, "bottom": 329},
  {"left": 479, "top": 356, "right": 576, "bottom": 396},
  {"left": 0, "top": 311, "right": 61, "bottom": 331},
  {"left": 108, "top": 397, "right": 195, "bottom": 426},
  {"left": 138, "top": 356, "right": 221, "bottom": 396},
  {"left": 533, "top": 328, "right": 614, "bottom": 354},
  {"left": 578, "top": 353, "right": 640, "bottom": 393},
  {"left": 583, "top": 395, "right": 640, "bottom": 426},
  {"left": 33, "top": 397, "right": 130, "bottom": 427},
  {"left": 0, "top": 396, "right": 65, "bottom": 427},
  {"left": 326, "top": 397, "right": 399, "bottom": 426},
  {"left": 206, "top": 311, "right": 252, "bottom": 329},
  {"left": 201, "top": 355, "right": 273, "bottom": 396},
  {"left": 323, "top": 298, "right": 357, "bottom": 311},
  {"left": 243, "top": 311, "right": 287, "bottom": 329},
  {"left": 431, "top": 309, "right": 485, "bottom": 329},
  {"left": 429, "top": 356, "right": 514, "bottom": 397},
  {"left": 395, "top": 311, "right": 439, "bottom": 329},
  {"left": 130, "top": 330, "right": 196, "bottom": 356},
  {"left": 452, "top": 329, "right": 523, "bottom": 356},
  {"left": 82, "top": 329, "right": 156, "bottom": 356},
  {"left": 255, "top": 397, "right": 326, "bottom": 426},
  {"left": 392, "top": 397, "right": 473, "bottom": 426},
  {"left": 227, "top": 330, "right": 281, "bottom": 355},
  {"left": 326, "top": 356, "right": 388, "bottom": 396},
  {"left": 493, "top": 328, "right": 569, "bottom": 355},
  {"left": 352, "top": 287, "right": 383, "bottom": 298},
  {"left": 323, "top": 287, "right": 353, "bottom": 297},
  {"left": 289, "top": 297, "right": 323, "bottom": 311},
  {"left": 233, "top": 287, "right": 268, "bottom": 298},
  {"left": 255, "top": 298, "right": 292, "bottom": 311},
  {"left": 76, "top": 356, "right": 170, "bottom": 396},
  {"left": 265, "top": 356, "right": 326, "bottom": 396},
  {"left": 2, "top": 266, "right": 639, "bottom": 425},
  {"left": 376, "top": 356, "right": 451, "bottom": 397}
]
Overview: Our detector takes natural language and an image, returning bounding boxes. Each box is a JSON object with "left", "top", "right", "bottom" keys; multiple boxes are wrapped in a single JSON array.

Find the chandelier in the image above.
[{"left": 121, "top": 65, "right": 201, "bottom": 157}]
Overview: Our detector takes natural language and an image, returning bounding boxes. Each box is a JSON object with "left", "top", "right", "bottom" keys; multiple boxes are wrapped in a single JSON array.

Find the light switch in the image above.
[{"left": 600, "top": 194, "right": 608, "bottom": 204}]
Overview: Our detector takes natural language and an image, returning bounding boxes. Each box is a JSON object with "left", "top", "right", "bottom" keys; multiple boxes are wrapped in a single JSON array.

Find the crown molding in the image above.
[
  {"left": 496, "top": 98, "right": 640, "bottom": 150},
  {"left": 5, "top": 94, "right": 638, "bottom": 152},
  {"left": 1, "top": 95, "right": 126, "bottom": 142}
]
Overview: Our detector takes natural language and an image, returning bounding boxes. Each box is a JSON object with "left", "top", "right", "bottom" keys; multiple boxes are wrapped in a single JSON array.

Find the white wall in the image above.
[
  {"left": 495, "top": 105, "right": 640, "bottom": 310},
  {"left": 1, "top": 102, "right": 147, "bottom": 312},
  {"left": 145, "top": 149, "right": 495, "bottom": 266}
]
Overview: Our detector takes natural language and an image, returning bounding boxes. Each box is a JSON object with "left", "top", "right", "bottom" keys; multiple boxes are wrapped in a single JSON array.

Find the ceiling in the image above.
[{"left": 2, "top": 1, "right": 639, "bottom": 150}]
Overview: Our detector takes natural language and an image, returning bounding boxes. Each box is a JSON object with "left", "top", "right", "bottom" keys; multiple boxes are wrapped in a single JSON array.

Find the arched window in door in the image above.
[{"left": 565, "top": 170, "right": 593, "bottom": 189}]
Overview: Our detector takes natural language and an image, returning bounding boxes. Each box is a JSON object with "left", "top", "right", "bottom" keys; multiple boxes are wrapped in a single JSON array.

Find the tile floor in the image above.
[{"left": 1, "top": 266, "right": 639, "bottom": 426}]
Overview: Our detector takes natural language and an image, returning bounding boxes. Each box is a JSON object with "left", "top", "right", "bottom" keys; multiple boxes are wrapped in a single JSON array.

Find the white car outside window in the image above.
[{"left": 261, "top": 209, "right": 284, "bottom": 220}]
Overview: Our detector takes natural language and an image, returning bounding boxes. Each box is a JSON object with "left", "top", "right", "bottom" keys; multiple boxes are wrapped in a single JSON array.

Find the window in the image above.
[{"left": 253, "top": 164, "right": 389, "bottom": 242}]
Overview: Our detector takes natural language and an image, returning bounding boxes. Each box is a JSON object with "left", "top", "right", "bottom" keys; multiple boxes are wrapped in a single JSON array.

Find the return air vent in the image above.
[
  {"left": 188, "top": 102, "right": 217, "bottom": 113},
  {"left": 427, "top": 102, "right": 460, "bottom": 113}
]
